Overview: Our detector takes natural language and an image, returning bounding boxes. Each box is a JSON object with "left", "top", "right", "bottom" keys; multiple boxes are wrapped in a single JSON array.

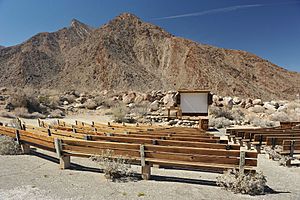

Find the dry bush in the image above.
[
  {"left": 131, "top": 103, "right": 148, "bottom": 118},
  {"left": 90, "top": 149, "right": 132, "bottom": 181},
  {"left": 8, "top": 88, "right": 43, "bottom": 113},
  {"left": 13, "top": 107, "right": 46, "bottom": 119},
  {"left": 217, "top": 169, "right": 267, "bottom": 195},
  {"left": 209, "top": 106, "right": 244, "bottom": 121},
  {"left": 0, "top": 135, "right": 21, "bottom": 155},
  {"left": 249, "top": 105, "right": 265, "bottom": 113},
  {"left": 264, "top": 146, "right": 290, "bottom": 166},
  {"left": 269, "top": 112, "right": 290, "bottom": 122},
  {"left": 111, "top": 104, "right": 130, "bottom": 123},
  {"left": 209, "top": 117, "right": 233, "bottom": 128},
  {"left": 0, "top": 111, "right": 16, "bottom": 118}
]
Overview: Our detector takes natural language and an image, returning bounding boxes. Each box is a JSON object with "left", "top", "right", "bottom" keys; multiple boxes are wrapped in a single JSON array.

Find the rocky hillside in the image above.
[
  {"left": 0, "top": 46, "right": 4, "bottom": 50},
  {"left": 0, "top": 13, "right": 299, "bottom": 100}
]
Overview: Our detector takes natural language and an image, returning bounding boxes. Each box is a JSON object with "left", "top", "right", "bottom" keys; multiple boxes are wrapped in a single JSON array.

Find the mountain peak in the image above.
[
  {"left": 70, "top": 19, "right": 88, "bottom": 28},
  {"left": 116, "top": 12, "right": 141, "bottom": 21}
]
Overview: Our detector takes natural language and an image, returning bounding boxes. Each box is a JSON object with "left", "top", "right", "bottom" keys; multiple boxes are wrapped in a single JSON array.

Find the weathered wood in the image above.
[
  {"left": 239, "top": 151, "right": 246, "bottom": 173},
  {"left": 141, "top": 163, "right": 151, "bottom": 180},
  {"left": 140, "top": 145, "right": 145, "bottom": 166}
]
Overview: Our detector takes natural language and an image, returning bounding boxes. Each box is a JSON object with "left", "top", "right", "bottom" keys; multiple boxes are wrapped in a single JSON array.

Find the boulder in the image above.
[
  {"left": 233, "top": 97, "right": 241, "bottom": 105},
  {"left": 84, "top": 99, "right": 97, "bottom": 109},
  {"left": 49, "top": 109, "right": 65, "bottom": 118},
  {"left": 122, "top": 92, "right": 136, "bottom": 104},
  {"left": 212, "top": 95, "right": 219, "bottom": 103},
  {"left": 74, "top": 103, "right": 85, "bottom": 108},
  {"left": 253, "top": 99, "right": 262, "bottom": 105},
  {"left": 223, "top": 97, "right": 234, "bottom": 108},
  {"left": 134, "top": 94, "right": 144, "bottom": 103},
  {"left": 63, "top": 101, "right": 69, "bottom": 105},
  {"left": 162, "top": 93, "right": 176, "bottom": 107},
  {"left": 263, "top": 102, "right": 276, "bottom": 112},
  {"left": 270, "top": 100, "right": 279, "bottom": 109},
  {"left": 149, "top": 100, "right": 159, "bottom": 111}
]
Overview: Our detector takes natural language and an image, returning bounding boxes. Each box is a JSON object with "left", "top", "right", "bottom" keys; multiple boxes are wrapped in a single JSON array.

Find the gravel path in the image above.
[{"left": 0, "top": 150, "right": 299, "bottom": 200}]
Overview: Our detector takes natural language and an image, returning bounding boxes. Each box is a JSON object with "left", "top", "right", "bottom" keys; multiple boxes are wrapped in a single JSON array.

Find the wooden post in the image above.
[
  {"left": 75, "top": 120, "right": 78, "bottom": 126},
  {"left": 37, "top": 118, "right": 41, "bottom": 127},
  {"left": 16, "top": 130, "right": 31, "bottom": 154},
  {"left": 239, "top": 151, "right": 245, "bottom": 174},
  {"left": 91, "top": 121, "right": 95, "bottom": 127},
  {"left": 107, "top": 122, "right": 111, "bottom": 127},
  {"left": 140, "top": 145, "right": 151, "bottom": 180},
  {"left": 47, "top": 129, "right": 51, "bottom": 136},
  {"left": 255, "top": 145, "right": 261, "bottom": 154},
  {"left": 271, "top": 138, "right": 276, "bottom": 149},
  {"left": 290, "top": 140, "right": 295, "bottom": 157},
  {"left": 54, "top": 138, "right": 70, "bottom": 169},
  {"left": 246, "top": 142, "right": 251, "bottom": 150}
]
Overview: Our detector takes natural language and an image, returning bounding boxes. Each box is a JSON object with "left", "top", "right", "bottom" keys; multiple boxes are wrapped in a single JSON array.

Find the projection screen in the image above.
[{"left": 180, "top": 92, "right": 208, "bottom": 114}]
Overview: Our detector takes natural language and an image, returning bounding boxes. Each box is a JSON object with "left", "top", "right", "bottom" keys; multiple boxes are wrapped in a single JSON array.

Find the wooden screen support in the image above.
[
  {"left": 239, "top": 151, "right": 245, "bottom": 174},
  {"left": 140, "top": 145, "right": 151, "bottom": 180},
  {"left": 54, "top": 138, "right": 70, "bottom": 169},
  {"left": 47, "top": 129, "right": 51, "bottom": 136}
]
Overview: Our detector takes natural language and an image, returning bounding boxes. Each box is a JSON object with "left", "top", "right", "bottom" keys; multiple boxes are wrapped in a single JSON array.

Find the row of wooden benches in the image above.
[
  {"left": 0, "top": 121, "right": 257, "bottom": 179},
  {"left": 226, "top": 126, "right": 300, "bottom": 159}
]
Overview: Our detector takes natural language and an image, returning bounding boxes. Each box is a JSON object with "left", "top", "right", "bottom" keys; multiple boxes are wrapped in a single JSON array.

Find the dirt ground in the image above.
[
  {"left": 0, "top": 151, "right": 300, "bottom": 200},
  {"left": 0, "top": 114, "right": 300, "bottom": 200}
]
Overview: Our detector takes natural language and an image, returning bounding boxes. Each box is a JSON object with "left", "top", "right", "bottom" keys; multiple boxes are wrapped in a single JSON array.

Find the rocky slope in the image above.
[{"left": 0, "top": 13, "right": 299, "bottom": 100}]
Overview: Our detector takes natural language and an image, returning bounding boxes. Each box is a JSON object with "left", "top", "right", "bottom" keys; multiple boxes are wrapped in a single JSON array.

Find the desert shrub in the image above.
[
  {"left": 209, "top": 106, "right": 244, "bottom": 121},
  {"left": 38, "top": 95, "right": 59, "bottom": 108},
  {"left": 209, "top": 117, "right": 233, "bottom": 128},
  {"left": 217, "top": 169, "right": 267, "bottom": 195},
  {"left": 0, "top": 135, "right": 21, "bottom": 155},
  {"left": 111, "top": 104, "right": 130, "bottom": 123},
  {"left": 251, "top": 118, "right": 276, "bottom": 128},
  {"left": 8, "top": 88, "right": 43, "bottom": 113},
  {"left": 269, "top": 112, "right": 290, "bottom": 122},
  {"left": 13, "top": 107, "right": 46, "bottom": 119},
  {"left": 131, "top": 103, "right": 148, "bottom": 118},
  {"left": 90, "top": 149, "right": 132, "bottom": 181},
  {"left": 0, "top": 111, "right": 16, "bottom": 118},
  {"left": 249, "top": 105, "right": 265, "bottom": 113},
  {"left": 264, "top": 146, "right": 290, "bottom": 166}
]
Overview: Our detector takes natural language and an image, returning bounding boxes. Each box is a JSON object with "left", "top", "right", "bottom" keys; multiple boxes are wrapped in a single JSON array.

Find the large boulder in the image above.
[
  {"left": 162, "top": 93, "right": 176, "bottom": 107},
  {"left": 149, "top": 100, "right": 159, "bottom": 111},
  {"left": 122, "top": 92, "right": 136, "bottom": 104},
  {"left": 233, "top": 97, "right": 241, "bottom": 105},
  {"left": 223, "top": 97, "right": 234, "bottom": 109},
  {"left": 263, "top": 102, "right": 277, "bottom": 112},
  {"left": 253, "top": 99, "right": 263, "bottom": 105}
]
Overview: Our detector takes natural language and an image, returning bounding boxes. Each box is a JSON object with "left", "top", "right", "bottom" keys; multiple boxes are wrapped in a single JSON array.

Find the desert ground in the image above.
[{"left": 0, "top": 115, "right": 300, "bottom": 200}]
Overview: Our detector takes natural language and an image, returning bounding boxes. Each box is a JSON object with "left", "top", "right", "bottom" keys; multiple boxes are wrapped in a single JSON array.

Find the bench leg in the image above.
[
  {"left": 238, "top": 140, "right": 243, "bottom": 146},
  {"left": 255, "top": 145, "right": 261, "bottom": 154},
  {"left": 59, "top": 155, "right": 71, "bottom": 169},
  {"left": 21, "top": 144, "right": 30, "bottom": 154},
  {"left": 141, "top": 163, "right": 151, "bottom": 180},
  {"left": 246, "top": 142, "right": 251, "bottom": 150}
]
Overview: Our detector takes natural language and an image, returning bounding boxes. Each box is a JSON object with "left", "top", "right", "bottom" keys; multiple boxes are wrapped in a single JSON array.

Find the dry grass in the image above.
[
  {"left": 217, "top": 169, "right": 267, "bottom": 195},
  {"left": 0, "top": 135, "right": 21, "bottom": 155},
  {"left": 209, "top": 117, "right": 233, "bottom": 128},
  {"left": 111, "top": 104, "right": 131, "bottom": 123},
  {"left": 90, "top": 149, "right": 132, "bottom": 181}
]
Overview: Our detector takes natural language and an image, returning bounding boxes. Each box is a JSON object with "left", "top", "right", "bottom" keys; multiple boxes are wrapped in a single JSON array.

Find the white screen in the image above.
[{"left": 180, "top": 93, "right": 208, "bottom": 113}]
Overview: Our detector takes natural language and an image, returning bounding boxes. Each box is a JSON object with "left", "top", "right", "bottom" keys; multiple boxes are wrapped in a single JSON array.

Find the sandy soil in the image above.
[{"left": 0, "top": 150, "right": 299, "bottom": 200}]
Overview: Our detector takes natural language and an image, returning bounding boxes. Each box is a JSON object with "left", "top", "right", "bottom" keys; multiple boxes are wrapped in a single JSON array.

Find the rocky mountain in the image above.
[
  {"left": 0, "top": 13, "right": 299, "bottom": 100},
  {"left": 0, "top": 45, "right": 5, "bottom": 50}
]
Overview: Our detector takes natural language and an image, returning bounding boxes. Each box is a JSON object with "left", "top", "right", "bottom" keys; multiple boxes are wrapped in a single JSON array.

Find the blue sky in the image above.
[{"left": 0, "top": 0, "right": 299, "bottom": 72}]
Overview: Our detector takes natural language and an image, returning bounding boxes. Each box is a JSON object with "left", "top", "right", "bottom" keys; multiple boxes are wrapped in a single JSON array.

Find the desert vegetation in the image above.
[
  {"left": 0, "top": 135, "right": 21, "bottom": 155},
  {"left": 217, "top": 169, "right": 267, "bottom": 195},
  {"left": 90, "top": 150, "right": 133, "bottom": 181}
]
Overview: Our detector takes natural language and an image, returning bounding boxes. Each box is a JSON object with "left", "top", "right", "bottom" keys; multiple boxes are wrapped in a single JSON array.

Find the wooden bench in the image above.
[{"left": 0, "top": 125, "right": 257, "bottom": 180}]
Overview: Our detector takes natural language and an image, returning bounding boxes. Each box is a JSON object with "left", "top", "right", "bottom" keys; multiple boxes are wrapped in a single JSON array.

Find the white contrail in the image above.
[
  {"left": 152, "top": 4, "right": 262, "bottom": 20},
  {"left": 152, "top": 1, "right": 300, "bottom": 20}
]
